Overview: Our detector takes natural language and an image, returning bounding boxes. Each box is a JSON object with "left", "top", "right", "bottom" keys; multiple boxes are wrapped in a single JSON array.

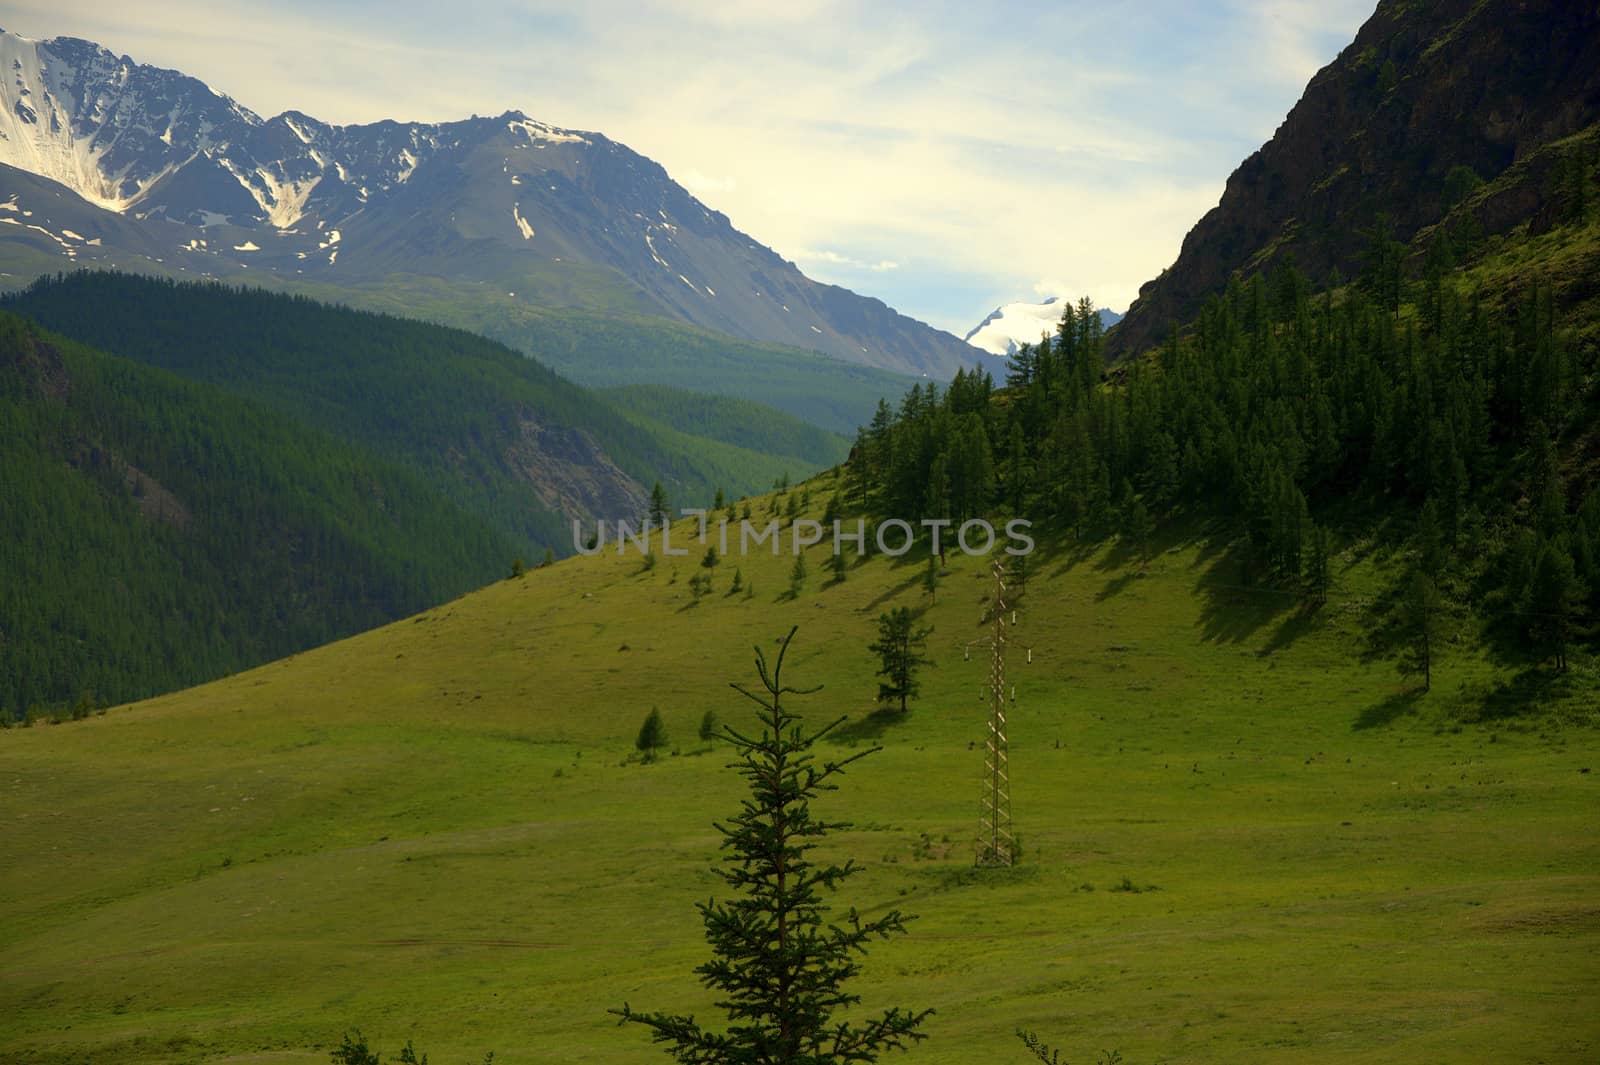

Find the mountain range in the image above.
[{"left": 0, "top": 27, "right": 977, "bottom": 379}]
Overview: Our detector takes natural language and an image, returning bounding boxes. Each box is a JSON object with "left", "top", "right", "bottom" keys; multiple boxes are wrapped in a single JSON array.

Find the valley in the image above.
[
  {"left": 1, "top": 0, "right": 1598, "bottom": 1062},
  {"left": 1, "top": 502, "right": 1594, "bottom": 1063}
]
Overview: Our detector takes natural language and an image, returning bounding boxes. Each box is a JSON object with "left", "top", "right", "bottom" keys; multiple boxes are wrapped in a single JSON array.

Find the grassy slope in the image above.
[{"left": 1, "top": 483, "right": 1595, "bottom": 1065}]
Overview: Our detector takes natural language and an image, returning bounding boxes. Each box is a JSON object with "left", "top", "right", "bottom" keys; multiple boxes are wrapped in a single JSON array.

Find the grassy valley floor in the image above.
[{"left": 1, "top": 489, "right": 1596, "bottom": 1064}]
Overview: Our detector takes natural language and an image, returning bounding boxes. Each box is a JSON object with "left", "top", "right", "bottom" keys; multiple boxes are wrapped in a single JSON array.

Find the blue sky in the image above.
[{"left": 8, "top": 0, "right": 1375, "bottom": 336}]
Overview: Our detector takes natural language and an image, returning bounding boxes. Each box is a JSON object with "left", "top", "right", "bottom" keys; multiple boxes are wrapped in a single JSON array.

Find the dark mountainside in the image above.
[
  {"left": 2, "top": 273, "right": 843, "bottom": 548},
  {"left": 0, "top": 312, "right": 519, "bottom": 713},
  {"left": 1108, "top": 0, "right": 1600, "bottom": 359},
  {"left": 0, "top": 28, "right": 977, "bottom": 379}
]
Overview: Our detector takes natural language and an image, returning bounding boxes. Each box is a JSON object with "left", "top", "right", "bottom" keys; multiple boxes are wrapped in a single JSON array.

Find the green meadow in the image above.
[{"left": 2, "top": 487, "right": 1596, "bottom": 1064}]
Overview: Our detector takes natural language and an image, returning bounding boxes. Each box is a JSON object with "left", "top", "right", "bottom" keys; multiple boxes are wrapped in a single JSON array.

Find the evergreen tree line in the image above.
[{"left": 844, "top": 261, "right": 1599, "bottom": 672}]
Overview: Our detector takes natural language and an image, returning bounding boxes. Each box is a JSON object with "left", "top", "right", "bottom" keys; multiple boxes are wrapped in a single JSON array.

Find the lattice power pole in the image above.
[{"left": 975, "top": 558, "right": 1014, "bottom": 867}]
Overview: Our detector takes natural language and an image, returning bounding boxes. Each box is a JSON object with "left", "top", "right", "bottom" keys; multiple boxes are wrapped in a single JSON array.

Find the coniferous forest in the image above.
[
  {"left": 845, "top": 223, "right": 1600, "bottom": 680},
  {"left": 0, "top": 312, "right": 518, "bottom": 715}
]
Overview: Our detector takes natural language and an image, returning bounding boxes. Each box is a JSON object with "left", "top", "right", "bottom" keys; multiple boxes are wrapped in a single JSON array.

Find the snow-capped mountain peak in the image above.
[
  {"left": 963, "top": 296, "right": 1123, "bottom": 357},
  {"left": 964, "top": 296, "right": 1067, "bottom": 357},
  {"left": 0, "top": 26, "right": 982, "bottom": 378},
  {"left": 0, "top": 29, "right": 257, "bottom": 212}
]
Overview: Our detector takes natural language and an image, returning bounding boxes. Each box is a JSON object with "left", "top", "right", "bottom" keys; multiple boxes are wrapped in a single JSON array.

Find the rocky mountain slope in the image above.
[
  {"left": 1107, "top": 0, "right": 1600, "bottom": 359},
  {"left": 0, "top": 27, "right": 976, "bottom": 378}
]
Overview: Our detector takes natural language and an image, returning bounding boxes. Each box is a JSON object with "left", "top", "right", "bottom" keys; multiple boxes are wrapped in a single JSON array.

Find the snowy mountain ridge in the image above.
[{"left": 0, "top": 27, "right": 978, "bottom": 378}]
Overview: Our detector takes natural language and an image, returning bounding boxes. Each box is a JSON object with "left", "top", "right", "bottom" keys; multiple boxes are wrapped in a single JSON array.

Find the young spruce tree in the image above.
[{"left": 613, "top": 626, "right": 931, "bottom": 1063}]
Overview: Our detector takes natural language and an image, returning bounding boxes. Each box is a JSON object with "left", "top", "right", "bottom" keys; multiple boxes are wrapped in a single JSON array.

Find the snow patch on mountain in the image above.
[
  {"left": 507, "top": 116, "right": 589, "bottom": 147},
  {"left": 963, "top": 297, "right": 1124, "bottom": 357},
  {"left": 964, "top": 297, "right": 1069, "bottom": 357}
]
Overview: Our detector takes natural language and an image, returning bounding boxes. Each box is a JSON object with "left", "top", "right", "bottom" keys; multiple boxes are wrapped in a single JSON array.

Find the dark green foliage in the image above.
[
  {"left": 637, "top": 708, "right": 669, "bottom": 758},
  {"left": 650, "top": 483, "right": 672, "bottom": 528},
  {"left": 329, "top": 1031, "right": 380, "bottom": 1065},
  {"left": 509, "top": 558, "right": 527, "bottom": 580},
  {"left": 1015, "top": 1030, "right": 1123, "bottom": 1065},
  {"left": 1527, "top": 541, "right": 1581, "bottom": 671},
  {"left": 2, "top": 272, "right": 814, "bottom": 551},
  {"left": 1008, "top": 551, "right": 1030, "bottom": 592},
  {"left": 1415, "top": 500, "right": 1446, "bottom": 579},
  {"left": 1305, "top": 524, "right": 1333, "bottom": 605},
  {"left": 921, "top": 557, "right": 939, "bottom": 603},
  {"left": 829, "top": 549, "right": 848, "bottom": 584},
  {"left": 612, "top": 627, "right": 931, "bottom": 1063},
  {"left": 868, "top": 608, "right": 932, "bottom": 715},
  {"left": 1398, "top": 572, "right": 1444, "bottom": 691},
  {"left": 845, "top": 265, "right": 1597, "bottom": 675},
  {"left": 0, "top": 313, "right": 513, "bottom": 713},
  {"left": 1122, "top": 498, "right": 1155, "bottom": 567},
  {"left": 698, "top": 710, "right": 719, "bottom": 742},
  {"left": 789, "top": 553, "right": 808, "bottom": 598}
]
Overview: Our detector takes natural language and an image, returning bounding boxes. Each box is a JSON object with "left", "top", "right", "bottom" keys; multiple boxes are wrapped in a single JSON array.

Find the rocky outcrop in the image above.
[{"left": 1107, "top": 0, "right": 1600, "bottom": 359}]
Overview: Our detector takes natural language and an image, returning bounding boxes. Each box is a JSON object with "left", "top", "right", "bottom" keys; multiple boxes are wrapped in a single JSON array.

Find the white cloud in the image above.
[{"left": 677, "top": 168, "right": 737, "bottom": 196}]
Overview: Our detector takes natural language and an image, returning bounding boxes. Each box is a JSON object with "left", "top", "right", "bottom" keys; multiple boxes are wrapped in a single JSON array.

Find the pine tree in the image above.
[
  {"left": 649, "top": 483, "right": 671, "bottom": 529},
  {"left": 1528, "top": 540, "right": 1581, "bottom": 671},
  {"left": 697, "top": 709, "right": 719, "bottom": 743},
  {"left": 637, "top": 707, "right": 669, "bottom": 760},
  {"left": 789, "top": 553, "right": 808, "bottom": 599},
  {"left": 829, "top": 549, "right": 848, "bottom": 585},
  {"left": 1123, "top": 497, "right": 1154, "bottom": 568},
  {"left": 612, "top": 627, "right": 931, "bottom": 1062},
  {"left": 1416, "top": 499, "right": 1445, "bottom": 578},
  {"left": 1398, "top": 571, "right": 1443, "bottom": 691},
  {"left": 921, "top": 556, "right": 939, "bottom": 603},
  {"left": 868, "top": 608, "right": 932, "bottom": 714}
]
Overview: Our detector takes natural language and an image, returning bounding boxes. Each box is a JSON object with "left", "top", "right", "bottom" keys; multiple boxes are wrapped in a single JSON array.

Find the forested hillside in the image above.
[
  {"left": 846, "top": 188, "right": 1600, "bottom": 693},
  {"left": 0, "top": 313, "right": 516, "bottom": 715},
  {"left": 3, "top": 273, "right": 846, "bottom": 550}
]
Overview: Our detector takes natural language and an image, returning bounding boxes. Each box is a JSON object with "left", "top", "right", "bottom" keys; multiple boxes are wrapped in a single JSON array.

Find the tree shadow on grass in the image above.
[
  {"left": 860, "top": 570, "right": 927, "bottom": 613},
  {"left": 1460, "top": 666, "right": 1579, "bottom": 722},
  {"left": 1260, "top": 602, "right": 1324, "bottom": 655},
  {"left": 1354, "top": 688, "right": 1423, "bottom": 730},
  {"left": 1095, "top": 570, "right": 1142, "bottom": 602},
  {"left": 826, "top": 709, "right": 909, "bottom": 745},
  {"left": 1193, "top": 542, "right": 1300, "bottom": 645}
]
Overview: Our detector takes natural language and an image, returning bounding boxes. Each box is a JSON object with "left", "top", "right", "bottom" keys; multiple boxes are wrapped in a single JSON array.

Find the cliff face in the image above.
[{"left": 1107, "top": 0, "right": 1600, "bottom": 359}]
